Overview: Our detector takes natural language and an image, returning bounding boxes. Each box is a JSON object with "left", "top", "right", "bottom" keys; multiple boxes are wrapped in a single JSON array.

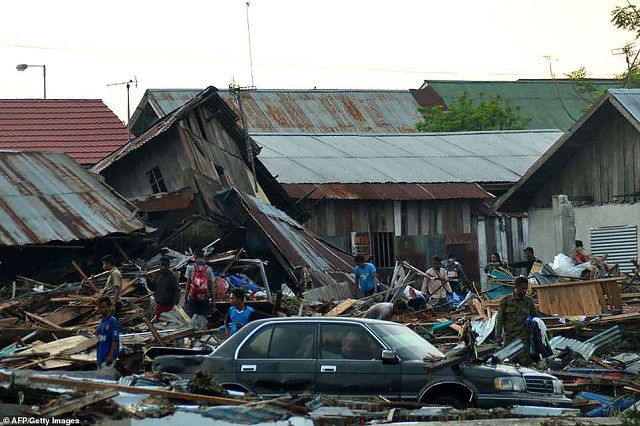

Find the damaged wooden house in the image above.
[
  {"left": 0, "top": 151, "right": 146, "bottom": 283},
  {"left": 91, "top": 86, "right": 353, "bottom": 296}
]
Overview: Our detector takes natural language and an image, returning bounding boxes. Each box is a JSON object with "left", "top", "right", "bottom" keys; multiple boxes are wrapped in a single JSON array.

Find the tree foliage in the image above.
[{"left": 416, "top": 92, "right": 531, "bottom": 132}]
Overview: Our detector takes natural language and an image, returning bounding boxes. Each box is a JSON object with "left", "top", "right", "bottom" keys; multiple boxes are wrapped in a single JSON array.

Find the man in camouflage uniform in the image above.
[{"left": 495, "top": 276, "right": 536, "bottom": 365}]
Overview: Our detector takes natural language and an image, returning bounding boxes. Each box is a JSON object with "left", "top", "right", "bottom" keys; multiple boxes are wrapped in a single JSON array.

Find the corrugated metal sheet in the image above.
[
  {"left": 610, "top": 89, "right": 640, "bottom": 122},
  {"left": 131, "top": 88, "right": 443, "bottom": 135},
  {"left": 590, "top": 225, "right": 638, "bottom": 273},
  {"left": 217, "top": 189, "right": 354, "bottom": 292},
  {"left": 281, "top": 183, "right": 491, "bottom": 200},
  {"left": 253, "top": 130, "right": 562, "bottom": 184},
  {"left": 0, "top": 151, "right": 144, "bottom": 246},
  {"left": 423, "top": 79, "right": 620, "bottom": 130}
]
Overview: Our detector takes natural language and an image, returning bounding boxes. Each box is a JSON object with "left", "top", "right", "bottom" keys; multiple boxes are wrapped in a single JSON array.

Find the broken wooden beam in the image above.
[
  {"left": 38, "top": 389, "right": 119, "bottom": 417},
  {"left": 143, "top": 317, "right": 166, "bottom": 346},
  {"left": 72, "top": 261, "right": 100, "bottom": 294},
  {"left": 23, "top": 311, "right": 64, "bottom": 330},
  {"left": 325, "top": 299, "right": 357, "bottom": 317},
  {"left": 30, "top": 376, "right": 247, "bottom": 405}
]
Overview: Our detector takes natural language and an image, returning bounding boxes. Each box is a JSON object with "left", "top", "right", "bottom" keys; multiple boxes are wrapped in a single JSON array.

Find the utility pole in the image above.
[
  {"left": 107, "top": 76, "right": 138, "bottom": 141},
  {"left": 230, "top": 83, "right": 258, "bottom": 193}
]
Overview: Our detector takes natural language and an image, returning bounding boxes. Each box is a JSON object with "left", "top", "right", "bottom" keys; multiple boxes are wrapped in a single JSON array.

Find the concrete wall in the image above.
[{"left": 528, "top": 203, "right": 640, "bottom": 264}]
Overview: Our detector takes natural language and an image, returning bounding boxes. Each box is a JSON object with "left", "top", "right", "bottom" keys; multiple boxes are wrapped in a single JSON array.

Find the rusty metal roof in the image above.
[
  {"left": 129, "top": 88, "right": 443, "bottom": 136},
  {"left": 254, "top": 130, "right": 562, "bottom": 184},
  {"left": 0, "top": 151, "right": 145, "bottom": 246},
  {"left": 281, "top": 183, "right": 492, "bottom": 200},
  {"left": 217, "top": 189, "right": 354, "bottom": 291}
]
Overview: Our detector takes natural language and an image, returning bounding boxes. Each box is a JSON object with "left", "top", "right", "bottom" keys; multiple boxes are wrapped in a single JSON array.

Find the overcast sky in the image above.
[{"left": 0, "top": 0, "right": 633, "bottom": 121}]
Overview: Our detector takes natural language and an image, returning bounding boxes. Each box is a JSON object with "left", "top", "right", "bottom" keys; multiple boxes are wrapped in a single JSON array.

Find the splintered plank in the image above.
[
  {"left": 30, "top": 376, "right": 247, "bottom": 405},
  {"left": 325, "top": 299, "right": 357, "bottom": 317},
  {"left": 39, "top": 389, "right": 119, "bottom": 417},
  {"left": 23, "top": 311, "right": 64, "bottom": 330}
]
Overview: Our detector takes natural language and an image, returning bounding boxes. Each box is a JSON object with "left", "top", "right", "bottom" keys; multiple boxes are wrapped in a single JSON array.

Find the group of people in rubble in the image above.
[{"left": 96, "top": 248, "right": 255, "bottom": 369}]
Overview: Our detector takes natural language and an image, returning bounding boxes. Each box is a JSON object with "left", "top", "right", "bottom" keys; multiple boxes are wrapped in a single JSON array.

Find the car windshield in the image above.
[{"left": 369, "top": 323, "right": 444, "bottom": 360}]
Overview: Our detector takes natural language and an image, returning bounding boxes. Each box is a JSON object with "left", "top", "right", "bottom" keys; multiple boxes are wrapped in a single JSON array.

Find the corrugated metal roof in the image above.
[
  {"left": 423, "top": 79, "right": 621, "bottom": 130},
  {"left": 217, "top": 189, "right": 354, "bottom": 291},
  {"left": 130, "top": 88, "right": 443, "bottom": 136},
  {"left": 281, "top": 183, "right": 492, "bottom": 200},
  {"left": 0, "top": 99, "right": 128, "bottom": 165},
  {"left": 494, "top": 89, "right": 640, "bottom": 211},
  {"left": 609, "top": 89, "right": 640, "bottom": 121},
  {"left": 0, "top": 151, "right": 145, "bottom": 246},
  {"left": 254, "top": 130, "right": 562, "bottom": 184}
]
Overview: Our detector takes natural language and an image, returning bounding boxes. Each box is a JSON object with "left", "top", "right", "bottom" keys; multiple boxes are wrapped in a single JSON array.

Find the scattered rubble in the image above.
[{"left": 2, "top": 244, "right": 640, "bottom": 426}]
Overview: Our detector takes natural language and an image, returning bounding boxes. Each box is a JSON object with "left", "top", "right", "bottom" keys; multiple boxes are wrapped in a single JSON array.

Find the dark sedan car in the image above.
[{"left": 153, "top": 317, "right": 571, "bottom": 409}]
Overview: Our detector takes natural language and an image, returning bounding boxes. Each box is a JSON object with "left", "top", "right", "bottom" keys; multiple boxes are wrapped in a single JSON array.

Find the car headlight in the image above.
[
  {"left": 494, "top": 377, "right": 526, "bottom": 392},
  {"left": 553, "top": 379, "right": 564, "bottom": 395}
]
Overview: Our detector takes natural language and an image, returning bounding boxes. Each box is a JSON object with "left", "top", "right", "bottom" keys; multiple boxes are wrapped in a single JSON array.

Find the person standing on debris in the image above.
[
  {"left": 508, "top": 247, "right": 541, "bottom": 276},
  {"left": 422, "top": 256, "right": 452, "bottom": 300},
  {"left": 102, "top": 255, "right": 122, "bottom": 319},
  {"left": 224, "top": 288, "right": 256, "bottom": 336},
  {"left": 353, "top": 255, "right": 378, "bottom": 298},
  {"left": 442, "top": 254, "right": 468, "bottom": 296},
  {"left": 495, "top": 276, "right": 537, "bottom": 365},
  {"left": 185, "top": 249, "right": 216, "bottom": 317},
  {"left": 363, "top": 300, "right": 409, "bottom": 321},
  {"left": 96, "top": 296, "right": 119, "bottom": 369},
  {"left": 149, "top": 256, "right": 180, "bottom": 323}
]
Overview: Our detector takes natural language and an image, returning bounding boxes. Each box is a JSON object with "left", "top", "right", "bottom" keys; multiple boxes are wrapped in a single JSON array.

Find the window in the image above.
[
  {"left": 371, "top": 232, "right": 395, "bottom": 268},
  {"left": 268, "top": 324, "right": 316, "bottom": 359},
  {"left": 146, "top": 166, "right": 168, "bottom": 194},
  {"left": 320, "top": 324, "right": 382, "bottom": 360},
  {"left": 238, "top": 326, "right": 273, "bottom": 359}
]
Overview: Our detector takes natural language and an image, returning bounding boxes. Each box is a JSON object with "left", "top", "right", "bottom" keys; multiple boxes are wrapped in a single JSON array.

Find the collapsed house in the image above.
[
  {"left": 91, "top": 86, "right": 353, "bottom": 295},
  {"left": 126, "top": 88, "right": 563, "bottom": 287},
  {"left": 0, "top": 151, "right": 146, "bottom": 282}
]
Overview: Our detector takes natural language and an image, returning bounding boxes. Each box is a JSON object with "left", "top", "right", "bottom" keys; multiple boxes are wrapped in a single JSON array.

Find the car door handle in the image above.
[
  {"left": 320, "top": 365, "right": 337, "bottom": 373},
  {"left": 241, "top": 364, "right": 257, "bottom": 372}
]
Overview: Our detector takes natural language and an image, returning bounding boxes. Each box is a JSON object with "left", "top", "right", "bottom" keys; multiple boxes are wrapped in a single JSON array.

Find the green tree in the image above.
[{"left": 416, "top": 92, "right": 531, "bottom": 132}]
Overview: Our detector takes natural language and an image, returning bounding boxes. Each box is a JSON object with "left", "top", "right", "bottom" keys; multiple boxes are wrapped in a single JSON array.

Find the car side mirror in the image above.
[{"left": 381, "top": 349, "right": 397, "bottom": 362}]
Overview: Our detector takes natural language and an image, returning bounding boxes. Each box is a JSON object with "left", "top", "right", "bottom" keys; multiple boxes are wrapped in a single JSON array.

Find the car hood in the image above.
[{"left": 465, "top": 362, "right": 558, "bottom": 378}]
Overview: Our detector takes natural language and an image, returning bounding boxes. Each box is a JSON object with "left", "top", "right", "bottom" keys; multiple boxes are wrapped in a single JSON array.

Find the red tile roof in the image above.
[{"left": 0, "top": 99, "right": 128, "bottom": 165}]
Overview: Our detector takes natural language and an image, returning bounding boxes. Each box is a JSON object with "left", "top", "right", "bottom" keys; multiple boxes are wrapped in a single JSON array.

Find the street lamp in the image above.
[{"left": 16, "top": 64, "right": 46, "bottom": 99}]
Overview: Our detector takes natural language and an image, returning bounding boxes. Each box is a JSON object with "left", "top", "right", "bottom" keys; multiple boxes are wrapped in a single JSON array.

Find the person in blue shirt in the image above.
[
  {"left": 96, "top": 296, "right": 119, "bottom": 369},
  {"left": 224, "top": 289, "right": 256, "bottom": 337},
  {"left": 353, "top": 255, "right": 378, "bottom": 298}
]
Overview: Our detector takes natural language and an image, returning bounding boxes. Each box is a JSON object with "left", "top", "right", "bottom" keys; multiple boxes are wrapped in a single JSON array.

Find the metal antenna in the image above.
[
  {"left": 229, "top": 82, "right": 257, "bottom": 193},
  {"left": 245, "top": 1, "right": 255, "bottom": 87},
  {"left": 107, "top": 76, "right": 138, "bottom": 141}
]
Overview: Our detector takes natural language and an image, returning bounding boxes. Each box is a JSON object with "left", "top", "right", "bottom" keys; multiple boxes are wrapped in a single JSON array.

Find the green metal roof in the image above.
[{"left": 424, "top": 79, "right": 621, "bottom": 130}]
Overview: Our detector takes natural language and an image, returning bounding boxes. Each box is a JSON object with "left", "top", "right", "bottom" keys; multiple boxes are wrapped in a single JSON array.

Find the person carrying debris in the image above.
[
  {"left": 224, "top": 288, "right": 256, "bottom": 336},
  {"left": 484, "top": 252, "right": 508, "bottom": 274},
  {"left": 422, "top": 256, "right": 452, "bottom": 300},
  {"left": 353, "top": 255, "right": 378, "bottom": 298},
  {"left": 442, "top": 254, "right": 468, "bottom": 296},
  {"left": 149, "top": 256, "right": 180, "bottom": 322},
  {"left": 508, "top": 247, "right": 541, "bottom": 276},
  {"left": 495, "top": 276, "right": 536, "bottom": 365},
  {"left": 363, "top": 300, "right": 409, "bottom": 321},
  {"left": 102, "top": 255, "right": 122, "bottom": 319},
  {"left": 96, "top": 296, "right": 119, "bottom": 369},
  {"left": 185, "top": 249, "right": 216, "bottom": 318}
]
